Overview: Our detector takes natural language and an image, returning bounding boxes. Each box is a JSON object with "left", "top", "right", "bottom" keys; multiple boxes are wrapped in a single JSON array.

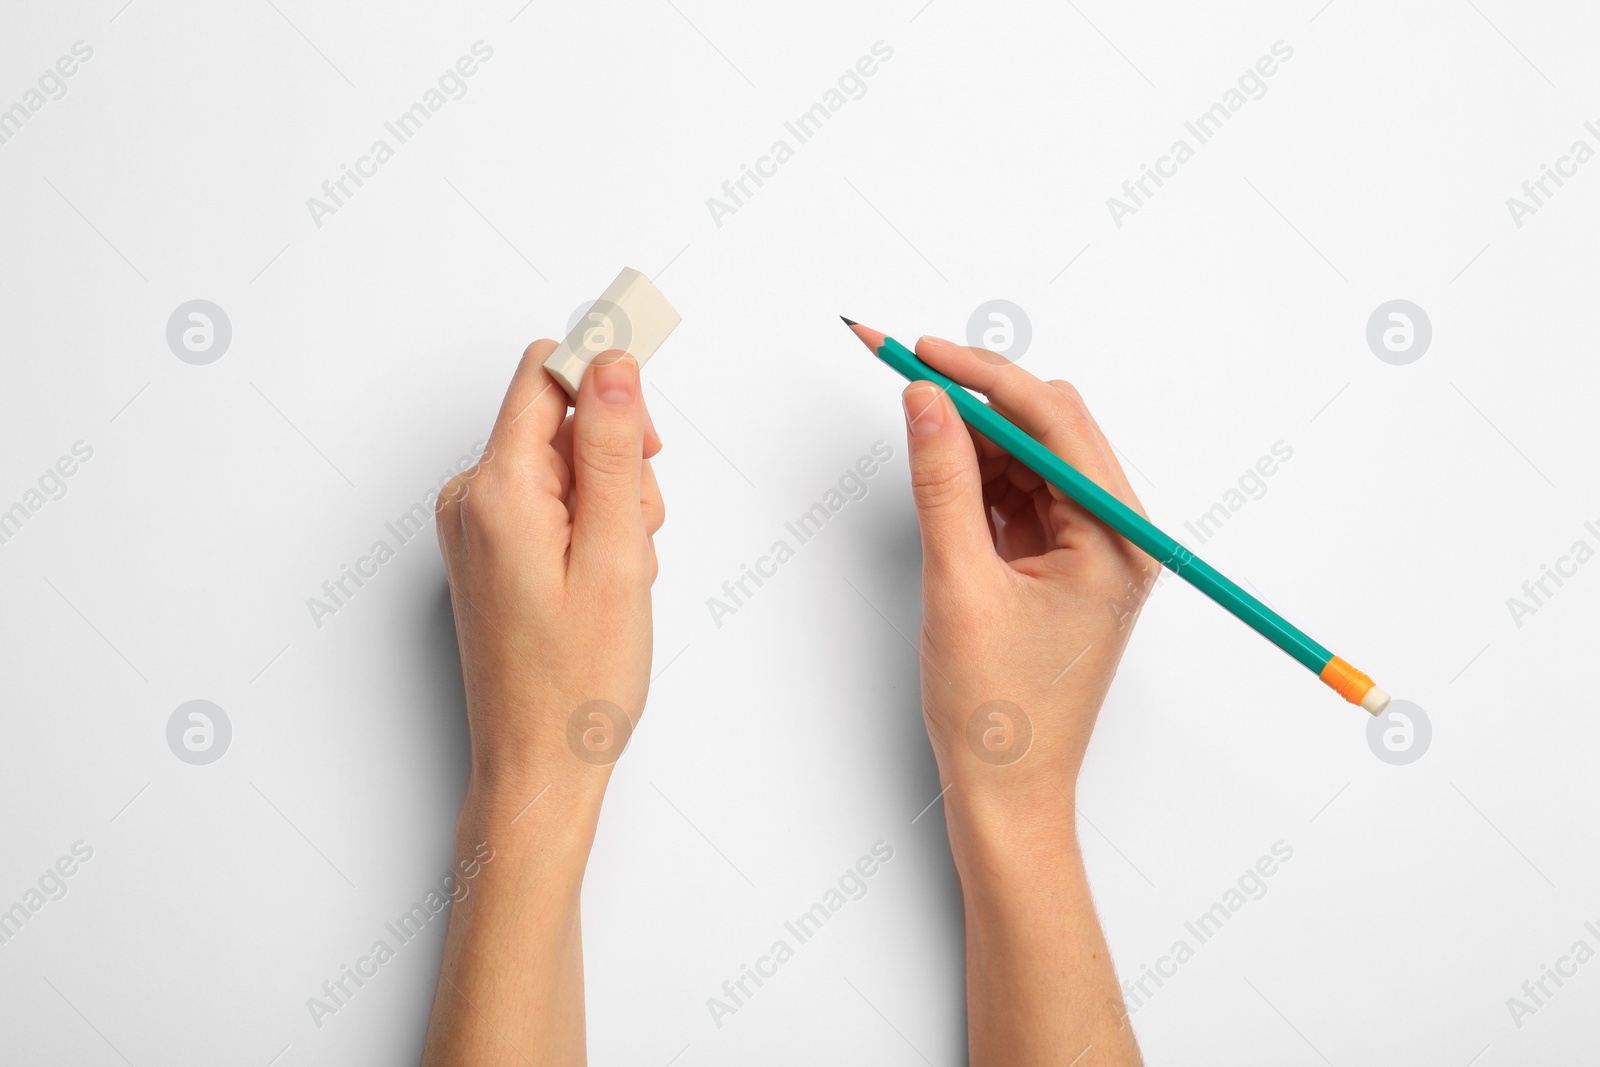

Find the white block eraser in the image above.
[{"left": 544, "top": 267, "right": 681, "bottom": 397}]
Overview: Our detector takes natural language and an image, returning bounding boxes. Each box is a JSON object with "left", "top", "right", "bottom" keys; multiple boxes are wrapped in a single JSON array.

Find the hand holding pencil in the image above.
[
  {"left": 880, "top": 331, "right": 1153, "bottom": 1064},
  {"left": 891, "top": 332, "right": 1158, "bottom": 790},
  {"left": 847, "top": 318, "right": 1390, "bottom": 716}
]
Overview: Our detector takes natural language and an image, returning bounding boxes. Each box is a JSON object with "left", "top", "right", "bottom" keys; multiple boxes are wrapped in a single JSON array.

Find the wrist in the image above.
[
  {"left": 455, "top": 772, "right": 607, "bottom": 895},
  {"left": 940, "top": 770, "right": 1081, "bottom": 881},
  {"left": 462, "top": 690, "right": 636, "bottom": 808},
  {"left": 466, "top": 751, "right": 611, "bottom": 817}
]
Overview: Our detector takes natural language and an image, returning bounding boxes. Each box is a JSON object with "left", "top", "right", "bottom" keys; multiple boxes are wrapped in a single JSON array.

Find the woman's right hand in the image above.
[
  {"left": 898, "top": 335, "right": 1155, "bottom": 821},
  {"left": 897, "top": 335, "right": 1152, "bottom": 1066}
]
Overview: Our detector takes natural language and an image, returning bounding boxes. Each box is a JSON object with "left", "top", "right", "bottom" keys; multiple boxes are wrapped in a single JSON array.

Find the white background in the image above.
[{"left": 2, "top": 1, "right": 1597, "bottom": 1064}]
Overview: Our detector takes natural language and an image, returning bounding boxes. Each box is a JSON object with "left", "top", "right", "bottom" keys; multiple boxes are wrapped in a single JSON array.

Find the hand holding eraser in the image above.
[{"left": 544, "top": 267, "right": 681, "bottom": 397}]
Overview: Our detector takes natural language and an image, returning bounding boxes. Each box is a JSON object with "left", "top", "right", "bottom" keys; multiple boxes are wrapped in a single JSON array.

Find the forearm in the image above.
[
  {"left": 946, "top": 782, "right": 1142, "bottom": 1067},
  {"left": 421, "top": 777, "right": 606, "bottom": 1067}
]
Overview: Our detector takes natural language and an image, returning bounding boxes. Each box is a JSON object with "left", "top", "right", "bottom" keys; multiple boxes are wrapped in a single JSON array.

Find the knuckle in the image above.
[
  {"left": 1048, "top": 379, "right": 1086, "bottom": 409},
  {"left": 457, "top": 488, "right": 493, "bottom": 533},
  {"left": 457, "top": 470, "right": 510, "bottom": 533},
  {"left": 520, "top": 338, "right": 558, "bottom": 368},
  {"left": 910, "top": 460, "right": 969, "bottom": 510},
  {"left": 618, "top": 551, "right": 651, "bottom": 587},
  {"left": 578, "top": 429, "right": 638, "bottom": 478},
  {"left": 435, "top": 474, "right": 469, "bottom": 518},
  {"left": 590, "top": 549, "right": 651, "bottom": 592}
]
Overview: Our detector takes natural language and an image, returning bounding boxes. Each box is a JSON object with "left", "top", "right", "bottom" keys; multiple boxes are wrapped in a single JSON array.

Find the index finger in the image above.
[
  {"left": 912, "top": 337, "right": 1104, "bottom": 472},
  {"left": 487, "top": 339, "right": 570, "bottom": 459},
  {"left": 913, "top": 335, "right": 1143, "bottom": 516}
]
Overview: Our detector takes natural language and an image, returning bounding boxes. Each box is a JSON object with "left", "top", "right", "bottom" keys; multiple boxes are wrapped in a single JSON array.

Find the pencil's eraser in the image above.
[
  {"left": 544, "top": 267, "right": 681, "bottom": 398},
  {"left": 1361, "top": 687, "right": 1391, "bottom": 716}
]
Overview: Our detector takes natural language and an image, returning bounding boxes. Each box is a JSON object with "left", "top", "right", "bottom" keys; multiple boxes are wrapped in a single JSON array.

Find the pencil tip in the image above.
[{"left": 842, "top": 318, "right": 888, "bottom": 353}]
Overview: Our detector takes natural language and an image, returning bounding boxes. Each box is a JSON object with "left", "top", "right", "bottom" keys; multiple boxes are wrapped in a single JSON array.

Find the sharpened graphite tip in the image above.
[{"left": 839, "top": 316, "right": 858, "bottom": 327}]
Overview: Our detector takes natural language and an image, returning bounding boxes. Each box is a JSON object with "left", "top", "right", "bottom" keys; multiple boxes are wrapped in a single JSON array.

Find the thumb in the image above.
[
  {"left": 902, "top": 382, "right": 994, "bottom": 577},
  {"left": 570, "top": 353, "right": 647, "bottom": 573}
]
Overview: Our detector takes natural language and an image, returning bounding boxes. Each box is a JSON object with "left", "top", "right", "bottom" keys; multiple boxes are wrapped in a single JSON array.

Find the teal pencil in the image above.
[{"left": 844, "top": 319, "right": 1390, "bottom": 715}]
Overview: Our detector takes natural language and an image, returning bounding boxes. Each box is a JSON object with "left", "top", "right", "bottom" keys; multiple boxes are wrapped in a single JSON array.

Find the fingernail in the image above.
[
  {"left": 917, "top": 335, "right": 958, "bottom": 351},
  {"left": 903, "top": 384, "right": 945, "bottom": 437},
  {"left": 590, "top": 355, "right": 637, "bottom": 406}
]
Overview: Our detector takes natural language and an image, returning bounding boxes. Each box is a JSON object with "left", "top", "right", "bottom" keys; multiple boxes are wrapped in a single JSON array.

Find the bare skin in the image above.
[
  {"left": 891, "top": 334, "right": 1152, "bottom": 1066},
  {"left": 422, "top": 329, "right": 1150, "bottom": 1065},
  {"left": 421, "top": 341, "right": 664, "bottom": 1067}
]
